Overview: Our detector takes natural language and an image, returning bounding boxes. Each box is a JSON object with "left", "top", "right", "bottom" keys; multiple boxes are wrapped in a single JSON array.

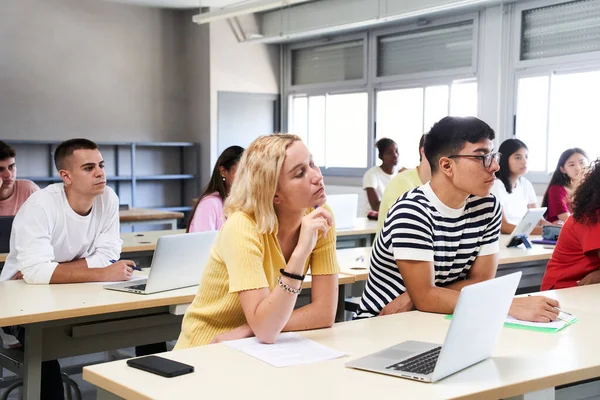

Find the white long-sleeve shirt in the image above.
[{"left": 0, "top": 183, "right": 122, "bottom": 284}]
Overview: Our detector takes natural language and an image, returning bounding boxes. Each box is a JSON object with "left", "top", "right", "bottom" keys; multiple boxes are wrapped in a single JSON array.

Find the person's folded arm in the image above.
[
  {"left": 85, "top": 190, "right": 122, "bottom": 268},
  {"left": 283, "top": 273, "right": 338, "bottom": 331}
]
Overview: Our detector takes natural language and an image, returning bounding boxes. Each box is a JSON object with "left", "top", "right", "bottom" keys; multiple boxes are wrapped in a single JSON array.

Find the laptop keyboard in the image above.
[
  {"left": 126, "top": 284, "right": 147, "bottom": 291},
  {"left": 386, "top": 346, "right": 442, "bottom": 375}
]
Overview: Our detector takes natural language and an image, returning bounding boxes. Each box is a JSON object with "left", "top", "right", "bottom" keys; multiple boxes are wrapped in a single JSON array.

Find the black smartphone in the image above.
[{"left": 126, "top": 356, "right": 194, "bottom": 378}]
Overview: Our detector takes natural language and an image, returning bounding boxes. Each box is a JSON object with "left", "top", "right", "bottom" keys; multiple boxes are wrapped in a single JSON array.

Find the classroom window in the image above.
[
  {"left": 520, "top": 0, "right": 600, "bottom": 61},
  {"left": 377, "top": 21, "right": 475, "bottom": 78},
  {"left": 515, "top": 70, "right": 600, "bottom": 173},
  {"left": 291, "top": 39, "right": 364, "bottom": 86},
  {"left": 289, "top": 92, "right": 368, "bottom": 169},
  {"left": 376, "top": 80, "right": 478, "bottom": 168}
]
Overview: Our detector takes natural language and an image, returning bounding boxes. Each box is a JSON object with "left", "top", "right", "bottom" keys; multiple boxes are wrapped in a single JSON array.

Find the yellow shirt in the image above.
[
  {"left": 377, "top": 168, "right": 423, "bottom": 232},
  {"left": 175, "top": 206, "right": 340, "bottom": 349}
]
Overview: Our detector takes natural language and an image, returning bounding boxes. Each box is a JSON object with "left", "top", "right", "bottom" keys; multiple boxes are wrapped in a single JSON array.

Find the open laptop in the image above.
[
  {"left": 326, "top": 194, "right": 358, "bottom": 230},
  {"left": 506, "top": 207, "right": 547, "bottom": 248},
  {"left": 0, "top": 216, "right": 15, "bottom": 254},
  {"left": 345, "top": 272, "right": 521, "bottom": 383},
  {"left": 104, "top": 231, "right": 218, "bottom": 295}
]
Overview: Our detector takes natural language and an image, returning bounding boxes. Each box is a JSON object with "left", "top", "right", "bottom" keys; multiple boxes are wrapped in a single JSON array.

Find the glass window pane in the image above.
[
  {"left": 308, "top": 96, "right": 326, "bottom": 167},
  {"left": 325, "top": 93, "right": 368, "bottom": 168},
  {"left": 515, "top": 76, "right": 550, "bottom": 172},
  {"left": 450, "top": 81, "right": 478, "bottom": 117},
  {"left": 424, "top": 85, "right": 449, "bottom": 133},
  {"left": 290, "top": 96, "right": 308, "bottom": 144},
  {"left": 548, "top": 70, "right": 600, "bottom": 169},
  {"left": 376, "top": 88, "right": 424, "bottom": 168}
]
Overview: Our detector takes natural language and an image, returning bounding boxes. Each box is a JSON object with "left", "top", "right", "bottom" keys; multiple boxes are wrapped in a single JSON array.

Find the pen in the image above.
[
  {"left": 110, "top": 259, "right": 141, "bottom": 271},
  {"left": 554, "top": 306, "right": 573, "bottom": 316}
]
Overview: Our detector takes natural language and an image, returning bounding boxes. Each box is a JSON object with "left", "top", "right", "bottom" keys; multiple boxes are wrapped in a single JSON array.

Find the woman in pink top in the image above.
[
  {"left": 187, "top": 146, "right": 244, "bottom": 232},
  {"left": 542, "top": 148, "right": 589, "bottom": 223}
]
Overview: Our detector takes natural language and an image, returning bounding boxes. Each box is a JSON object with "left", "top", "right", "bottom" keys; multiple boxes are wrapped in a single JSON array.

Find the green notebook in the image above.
[{"left": 445, "top": 312, "right": 578, "bottom": 333}]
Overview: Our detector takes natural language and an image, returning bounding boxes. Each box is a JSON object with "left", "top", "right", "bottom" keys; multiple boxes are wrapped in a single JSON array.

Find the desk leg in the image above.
[
  {"left": 506, "top": 387, "right": 555, "bottom": 400},
  {"left": 335, "top": 284, "right": 347, "bottom": 323},
  {"left": 97, "top": 388, "right": 125, "bottom": 400},
  {"left": 22, "top": 324, "right": 42, "bottom": 400},
  {"left": 168, "top": 219, "right": 177, "bottom": 230}
]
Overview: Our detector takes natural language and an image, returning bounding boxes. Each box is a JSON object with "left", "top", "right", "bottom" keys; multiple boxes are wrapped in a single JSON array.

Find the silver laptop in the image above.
[
  {"left": 345, "top": 272, "right": 521, "bottom": 383},
  {"left": 326, "top": 194, "right": 358, "bottom": 230},
  {"left": 104, "top": 231, "right": 218, "bottom": 295}
]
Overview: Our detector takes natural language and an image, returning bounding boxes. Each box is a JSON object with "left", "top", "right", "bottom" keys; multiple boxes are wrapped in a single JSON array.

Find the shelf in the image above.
[
  {"left": 134, "top": 142, "right": 196, "bottom": 148},
  {"left": 150, "top": 206, "right": 193, "bottom": 212},
  {"left": 21, "top": 176, "right": 61, "bottom": 182},
  {"left": 136, "top": 174, "right": 196, "bottom": 181},
  {"left": 23, "top": 176, "right": 135, "bottom": 182}
]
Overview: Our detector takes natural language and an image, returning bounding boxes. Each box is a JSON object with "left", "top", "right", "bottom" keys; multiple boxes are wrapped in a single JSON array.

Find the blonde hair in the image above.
[{"left": 224, "top": 133, "right": 302, "bottom": 234}]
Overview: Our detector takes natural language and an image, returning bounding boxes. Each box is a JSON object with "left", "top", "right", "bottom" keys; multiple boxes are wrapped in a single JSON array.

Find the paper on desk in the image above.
[
  {"left": 222, "top": 332, "right": 346, "bottom": 367},
  {"left": 85, "top": 276, "right": 146, "bottom": 285},
  {"left": 504, "top": 311, "right": 578, "bottom": 333}
]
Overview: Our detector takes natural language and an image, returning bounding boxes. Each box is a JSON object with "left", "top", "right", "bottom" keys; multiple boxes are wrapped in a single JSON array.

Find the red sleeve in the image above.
[
  {"left": 547, "top": 185, "right": 569, "bottom": 216},
  {"left": 580, "top": 222, "right": 600, "bottom": 256}
]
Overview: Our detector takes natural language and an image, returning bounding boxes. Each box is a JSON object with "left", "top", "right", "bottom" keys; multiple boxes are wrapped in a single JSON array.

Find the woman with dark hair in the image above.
[
  {"left": 362, "top": 138, "right": 404, "bottom": 216},
  {"left": 491, "top": 138, "right": 545, "bottom": 234},
  {"left": 188, "top": 145, "right": 244, "bottom": 232},
  {"left": 541, "top": 159, "right": 600, "bottom": 290},
  {"left": 542, "top": 148, "right": 589, "bottom": 223}
]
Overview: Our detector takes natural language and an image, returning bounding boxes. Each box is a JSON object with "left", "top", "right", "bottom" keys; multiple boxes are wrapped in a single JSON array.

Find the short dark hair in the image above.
[
  {"left": 495, "top": 138, "right": 528, "bottom": 194},
  {"left": 424, "top": 116, "right": 496, "bottom": 173},
  {"left": 0, "top": 141, "right": 16, "bottom": 161},
  {"left": 54, "top": 138, "right": 99, "bottom": 171},
  {"left": 375, "top": 138, "right": 397, "bottom": 158},
  {"left": 418, "top": 134, "right": 426, "bottom": 162}
]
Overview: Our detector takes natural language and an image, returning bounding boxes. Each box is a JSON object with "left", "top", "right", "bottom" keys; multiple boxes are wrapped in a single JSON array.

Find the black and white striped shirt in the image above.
[{"left": 354, "top": 182, "right": 502, "bottom": 319}]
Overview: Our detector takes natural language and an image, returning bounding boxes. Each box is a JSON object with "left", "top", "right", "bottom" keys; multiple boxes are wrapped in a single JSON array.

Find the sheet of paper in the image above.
[
  {"left": 222, "top": 332, "right": 346, "bottom": 367},
  {"left": 505, "top": 311, "right": 577, "bottom": 330},
  {"left": 85, "top": 276, "right": 146, "bottom": 285}
]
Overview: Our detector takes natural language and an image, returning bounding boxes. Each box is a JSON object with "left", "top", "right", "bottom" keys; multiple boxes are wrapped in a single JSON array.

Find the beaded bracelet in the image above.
[{"left": 277, "top": 276, "right": 302, "bottom": 295}]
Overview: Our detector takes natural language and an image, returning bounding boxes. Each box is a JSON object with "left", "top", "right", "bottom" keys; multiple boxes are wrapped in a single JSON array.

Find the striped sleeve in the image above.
[
  {"left": 479, "top": 197, "right": 502, "bottom": 256},
  {"left": 389, "top": 199, "right": 434, "bottom": 262}
]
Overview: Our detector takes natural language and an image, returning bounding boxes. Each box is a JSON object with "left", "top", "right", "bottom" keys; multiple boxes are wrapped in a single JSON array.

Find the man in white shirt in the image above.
[{"left": 1, "top": 138, "right": 136, "bottom": 399}]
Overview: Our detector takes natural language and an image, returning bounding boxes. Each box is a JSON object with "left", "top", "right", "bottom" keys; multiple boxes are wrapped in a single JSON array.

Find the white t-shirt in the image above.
[
  {"left": 0, "top": 183, "right": 122, "bottom": 284},
  {"left": 491, "top": 177, "right": 537, "bottom": 225},
  {"left": 362, "top": 166, "right": 395, "bottom": 215}
]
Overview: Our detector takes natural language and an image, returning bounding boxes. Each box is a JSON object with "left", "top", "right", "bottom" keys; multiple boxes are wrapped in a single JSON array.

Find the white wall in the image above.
[
  {"left": 208, "top": 19, "right": 280, "bottom": 169},
  {"left": 0, "top": 0, "right": 190, "bottom": 142}
]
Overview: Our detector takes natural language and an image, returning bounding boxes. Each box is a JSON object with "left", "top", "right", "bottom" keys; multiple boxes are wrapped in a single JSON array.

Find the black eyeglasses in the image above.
[{"left": 448, "top": 152, "right": 502, "bottom": 169}]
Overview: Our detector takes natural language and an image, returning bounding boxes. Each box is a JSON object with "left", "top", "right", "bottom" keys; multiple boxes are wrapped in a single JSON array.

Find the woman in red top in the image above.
[
  {"left": 541, "top": 148, "right": 589, "bottom": 223},
  {"left": 541, "top": 159, "right": 600, "bottom": 290}
]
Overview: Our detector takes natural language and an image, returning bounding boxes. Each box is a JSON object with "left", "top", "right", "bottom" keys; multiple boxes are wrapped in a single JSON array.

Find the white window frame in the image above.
[
  {"left": 512, "top": 0, "right": 600, "bottom": 69},
  {"left": 509, "top": 0, "right": 600, "bottom": 183},
  {"left": 282, "top": 13, "right": 480, "bottom": 178},
  {"left": 370, "top": 13, "right": 480, "bottom": 85},
  {"left": 285, "top": 32, "right": 369, "bottom": 94}
]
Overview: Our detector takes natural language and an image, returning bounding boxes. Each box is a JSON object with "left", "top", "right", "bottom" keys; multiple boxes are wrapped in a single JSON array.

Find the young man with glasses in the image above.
[{"left": 355, "top": 116, "right": 560, "bottom": 322}]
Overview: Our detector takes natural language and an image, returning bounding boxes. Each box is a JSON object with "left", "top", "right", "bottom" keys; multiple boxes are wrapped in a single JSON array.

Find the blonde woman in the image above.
[{"left": 175, "top": 134, "right": 340, "bottom": 348}]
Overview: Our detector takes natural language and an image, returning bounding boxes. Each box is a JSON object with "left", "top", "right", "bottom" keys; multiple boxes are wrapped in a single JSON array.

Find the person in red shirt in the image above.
[
  {"left": 541, "top": 148, "right": 589, "bottom": 223},
  {"left": 541, "top": 159, "right": 600, "bottom": 290}
]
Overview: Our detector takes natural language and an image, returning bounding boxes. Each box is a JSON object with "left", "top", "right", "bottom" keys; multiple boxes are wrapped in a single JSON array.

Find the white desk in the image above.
[
  {"left": 119, "top": 208, "right": 184, "bottom": 232},
  {"left": 335, "top": 217, "right": 378, "bottom": 247},
  {"left": 83, "top": 285, "right": 599, "bottom": 400},
  {"left": 337, "top": 235, "right": 555, "bottom": 289},
  {"left": 0, "top": 273, "right": 355, "bottom": 399}
]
